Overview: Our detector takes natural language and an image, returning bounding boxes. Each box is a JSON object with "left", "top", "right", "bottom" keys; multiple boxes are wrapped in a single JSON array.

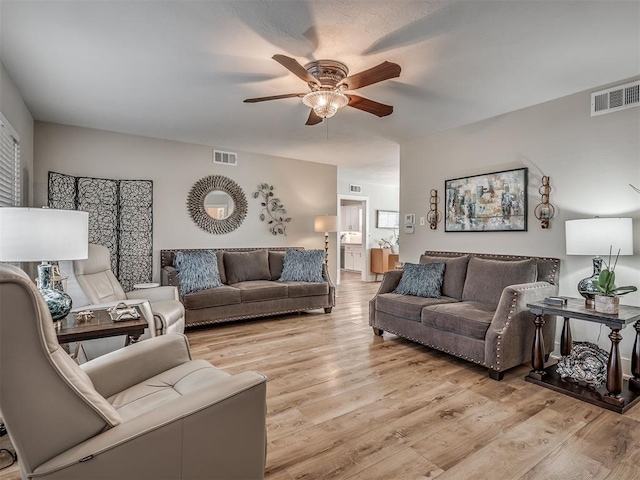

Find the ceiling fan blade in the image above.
[
  {"left": 272, "top": 54, "right": 320, "bottom": 86},
  {"left": 347, "top": 95, "right": 393, "bottom": 117},
  {"left": 338, "top": 61, "right": 401, "bottom": 90},
  {"left": 305, "top": 109, "right": 323, "bottom": 126},
  {"left": 243, "top": 93, "right": 306, "bottom": 103}
]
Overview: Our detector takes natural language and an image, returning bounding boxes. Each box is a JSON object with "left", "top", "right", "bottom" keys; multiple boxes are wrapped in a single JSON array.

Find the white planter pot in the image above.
[
  {"left": 594, "top": 295, "right": 619, "bottom": 315},
  {"left": 391, "top": 245, "right": 399, "bottom": 254}
]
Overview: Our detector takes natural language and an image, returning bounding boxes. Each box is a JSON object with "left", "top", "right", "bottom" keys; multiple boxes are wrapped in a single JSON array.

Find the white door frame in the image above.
[{"left": 337, "top": 194, "right": 370, "bottom": 284}]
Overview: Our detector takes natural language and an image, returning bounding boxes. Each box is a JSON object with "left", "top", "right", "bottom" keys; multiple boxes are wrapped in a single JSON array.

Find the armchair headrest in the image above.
[{"left": 74, "top": 243, "right": 111, "bottom": 275}]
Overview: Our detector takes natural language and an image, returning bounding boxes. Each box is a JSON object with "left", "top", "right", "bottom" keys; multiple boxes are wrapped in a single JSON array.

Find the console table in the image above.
[{"left": 526, "top": 298, "right": 640, "bottom": 413}]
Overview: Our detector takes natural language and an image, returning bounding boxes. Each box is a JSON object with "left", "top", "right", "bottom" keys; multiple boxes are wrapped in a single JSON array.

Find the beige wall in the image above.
[
  {"left": 0, "top": 61, "right": 34, "bottom": 206},
  {"left": 400, "top": 77, "right": 640, "bottom": 367},
  {"left": 34, "top": 122, "right": 338, "bottom": 281}
]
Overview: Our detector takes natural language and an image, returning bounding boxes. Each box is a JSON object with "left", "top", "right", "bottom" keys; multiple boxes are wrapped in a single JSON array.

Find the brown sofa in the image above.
[
  {"left": 369, "top": 251, "right": 560, "bottom": 380},
  {"left": 161, "top": 247, "right": 335, "bottom": 327}
]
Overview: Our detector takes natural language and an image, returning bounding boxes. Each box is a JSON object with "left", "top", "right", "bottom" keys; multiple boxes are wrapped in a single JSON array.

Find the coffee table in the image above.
[{"left": 525, "top": 297, "right": 640, "bottom": 413}]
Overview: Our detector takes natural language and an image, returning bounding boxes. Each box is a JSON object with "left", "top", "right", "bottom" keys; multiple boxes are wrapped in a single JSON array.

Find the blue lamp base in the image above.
[
  {"left": 577, "top": 257, "right": 602, "bottom": 308},
  {"left": 38, "top": 262, "right": 72, "bottom": 320}
]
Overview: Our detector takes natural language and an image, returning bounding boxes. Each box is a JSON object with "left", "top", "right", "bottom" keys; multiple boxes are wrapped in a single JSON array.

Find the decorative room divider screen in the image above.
[{"left": 48, "top": 171, "right": 153, "bottom": 291}]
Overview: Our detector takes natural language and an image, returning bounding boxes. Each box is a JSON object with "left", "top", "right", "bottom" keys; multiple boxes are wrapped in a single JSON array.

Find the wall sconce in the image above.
[
  {"left": 534, "top": 176, "right": 555, "bottom": 229},
  {"left": 427, "top": 189, "right": 441, "bottom": 230}
]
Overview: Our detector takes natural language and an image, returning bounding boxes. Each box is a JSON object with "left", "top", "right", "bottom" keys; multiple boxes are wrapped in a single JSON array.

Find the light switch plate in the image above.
[
  {"left": 419, "top": 217, "right": 426, "bottom": 226},
  {"left": 404, "top": 225, "right": 415, "bottom": 234}
]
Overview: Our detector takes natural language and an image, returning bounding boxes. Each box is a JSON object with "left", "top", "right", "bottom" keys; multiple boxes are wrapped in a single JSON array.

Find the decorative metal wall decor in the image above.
[
  {"left": 187, "top": 175, "right": 247, "bottom": 234},
  {"left": 427, "top": 189, "right": 441, "bottom": 230},
  {"left": 48, "top": 171, "right": 153, "bottom": 291},
  {"left": 252, "top": 183, "right": 291, "bottom": 236},
  {"left": 445, "top": 167, "right": 528, "bottom": 232},
  {"left": 533, "top": 175, "right": 555, "bottom": 229}
]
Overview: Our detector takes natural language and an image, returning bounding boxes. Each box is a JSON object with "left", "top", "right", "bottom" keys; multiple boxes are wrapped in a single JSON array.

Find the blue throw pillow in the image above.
[
  {"left": 174, "top": 250, "right": 223, "bottom": 295},
  {"left": 394, "top": 262, "right": 445, "bottom": 298},
  {"left": 278, "top": 248, "right": 324, "bottom": 283}
]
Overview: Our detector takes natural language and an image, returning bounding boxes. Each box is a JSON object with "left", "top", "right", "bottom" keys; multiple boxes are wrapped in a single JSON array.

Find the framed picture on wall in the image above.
[
  {"left": 376, "top": 210, "right": 399, "bottom": 228},
  {"left": 444, "top": 167, "right": 528, "bottom": 232}
]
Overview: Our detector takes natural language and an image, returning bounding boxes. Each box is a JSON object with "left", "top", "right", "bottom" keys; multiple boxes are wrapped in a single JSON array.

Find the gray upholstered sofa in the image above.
[
  {"left": 369, "top": 251, "right": 560, "bottom": 380},
  {"left": 161, "top": 247, "right": 335, "bottom": 327}
]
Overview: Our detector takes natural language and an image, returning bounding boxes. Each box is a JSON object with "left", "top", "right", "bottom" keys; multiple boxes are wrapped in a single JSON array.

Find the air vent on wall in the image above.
[
  {"left": 213, "top": 150, "right": 238, "bottom": 166},
  {"left": 349, "top": 184, "right": 362, "bottom": 193},
  {"left": 591, "top": 81, "right": 640, "bottom": 116}
]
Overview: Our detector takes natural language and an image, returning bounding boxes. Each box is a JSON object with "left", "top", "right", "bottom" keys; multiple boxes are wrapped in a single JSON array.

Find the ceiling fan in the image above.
[{"left": 244, "top": 54, "right": 401, "bottom": 126}]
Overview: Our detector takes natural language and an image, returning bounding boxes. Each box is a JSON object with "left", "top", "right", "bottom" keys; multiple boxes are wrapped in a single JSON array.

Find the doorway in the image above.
[{"left": 337, "top": 194, "right": 369, "bottom": 285}]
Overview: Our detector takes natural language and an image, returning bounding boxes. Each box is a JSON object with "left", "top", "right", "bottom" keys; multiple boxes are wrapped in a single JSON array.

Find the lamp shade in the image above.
[
  {"left": 565, "top": 218, "right": 633, "bottom": 256},
  {"left": 0, "top": 208, "right": 89, "bottom": 261},
  {"left": 314, "top": 215, "right": 338, "bottom": 233}
]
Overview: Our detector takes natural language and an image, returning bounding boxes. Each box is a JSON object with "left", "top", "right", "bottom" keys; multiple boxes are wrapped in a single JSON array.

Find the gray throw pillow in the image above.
[
  {"left": 394, "top": 262, "right": 445, "bottom": 298},
  {"left": 279, "top": 248, "right": 324, "bottom": 283},
  {"left": 174, "top": 250, "right": 223, "bottom": 295},
  {"left": 419, "top": 254, "right": 470, "bottom": 300}
]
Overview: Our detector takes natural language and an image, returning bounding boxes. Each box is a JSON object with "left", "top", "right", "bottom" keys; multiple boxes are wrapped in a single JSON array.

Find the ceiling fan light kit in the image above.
[
  {"left": 302, "top": 90, "right": 349, "bottom": 119},
  {"left": 244, "top": 54, "right": 400, "bottom": 125}
]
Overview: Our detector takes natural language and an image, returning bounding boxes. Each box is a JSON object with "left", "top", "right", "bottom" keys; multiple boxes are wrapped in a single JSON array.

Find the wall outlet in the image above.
[{"left": 419, "top": 217, "right": 426, "bottom": 226}]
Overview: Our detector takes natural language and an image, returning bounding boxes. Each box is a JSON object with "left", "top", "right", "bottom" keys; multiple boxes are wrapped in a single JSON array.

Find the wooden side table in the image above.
[
  {"left": 525, "top": 298, "right": 640, "bottom": 413},
  {"left": 56, "top": 307, "right": 147, "bottom": 348}
]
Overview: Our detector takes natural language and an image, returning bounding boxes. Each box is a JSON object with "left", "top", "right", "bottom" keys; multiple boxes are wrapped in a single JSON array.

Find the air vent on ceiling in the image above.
[
  {"left": 349, "top": 184, "right": 362, "bottom": 193},
  {"left": 213, "top": 150, "right": 238, "bottom": 166},
  {"left": 591, "top": 81, "right": 640, "bottom": 116}
]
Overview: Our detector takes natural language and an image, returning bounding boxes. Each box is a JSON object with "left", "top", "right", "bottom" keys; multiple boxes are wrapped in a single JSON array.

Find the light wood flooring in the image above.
[{"left": 2, "top": 270, "right": 640, "bottom": 479}]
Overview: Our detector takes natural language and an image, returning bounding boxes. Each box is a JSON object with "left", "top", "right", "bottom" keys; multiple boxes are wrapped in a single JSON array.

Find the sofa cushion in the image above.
[
  {"left": 183, "top": 286, "right": 241, "bottom": 310},
  {"left": 394, "top": 262, "right": 445, "bottom": 298},
  {"left": 224, "top": 250, "right": 271, "bottom": 284},
  {"left": 461, "top": 257, "right": 537, "bottom": 306},
  {"left": 279, "top": 248, "right": 324, "bottom": 283},
  {"left": 269, "top": 251, "right": 286, "bottom": 280},
  {"left": 174, "top": 250, "right": 223, "bottom": 295},
  {"left": 421, "top": 301, "right": 495, "bottom": 340},
  {"left": 282, "top": 281, "right": 329, "bottom": 298},
  {"left": 108, "top": 359, "right": 230, "bottom": 422},
  {"left": 232, "top": 280, "right": 289, "bottom": 303},
  {"left": 419, "top": 254, "right": 470, "bottom": 300},
  {"left": 215, "top": 250, "right": 226, "bottom": 284},
  {"left": 376, "top": 293, "right": 458, "bottom": 321}
]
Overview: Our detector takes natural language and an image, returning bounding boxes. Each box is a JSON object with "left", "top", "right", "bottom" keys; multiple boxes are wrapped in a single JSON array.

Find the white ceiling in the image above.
[{"left": 1, "top": 0, "right": 639, "bottom": 185}]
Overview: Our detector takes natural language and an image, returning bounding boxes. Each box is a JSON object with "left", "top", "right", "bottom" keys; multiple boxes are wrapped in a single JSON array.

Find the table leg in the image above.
[
  {"left": 630, "top": 321, "right": 640, "bottom": 391},
  {"left": 604, "top": 328, "right": 624, "bottom": 407},
  {"left": 529, "top": 314, "right": 546, "bottom": 380},
  {"left": 125, "top": 334, "right": 142, "bottom": 346},
  {"left": 561, "top": 317, "right": 572, "bottom": 357}
]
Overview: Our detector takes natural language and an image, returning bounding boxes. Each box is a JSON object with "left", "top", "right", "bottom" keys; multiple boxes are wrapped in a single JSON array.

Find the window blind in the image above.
[{"left": 0, "top": 112, "right": 20, "bottom": 207}]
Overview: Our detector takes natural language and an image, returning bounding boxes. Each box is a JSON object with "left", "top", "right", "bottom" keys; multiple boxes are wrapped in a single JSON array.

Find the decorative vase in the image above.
[{"left": 594, "top": 295, "right": 619, "bottom": 315}]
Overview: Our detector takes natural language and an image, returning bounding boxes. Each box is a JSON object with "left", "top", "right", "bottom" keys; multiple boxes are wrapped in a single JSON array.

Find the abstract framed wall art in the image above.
[{"left": 444, "top": 167, "right": 528, "bottom": 232}]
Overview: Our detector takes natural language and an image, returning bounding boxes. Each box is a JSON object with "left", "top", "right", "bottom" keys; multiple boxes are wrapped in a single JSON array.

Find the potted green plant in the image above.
[{"left": 591, "top": 248, "right": 637, "bottom": 314}]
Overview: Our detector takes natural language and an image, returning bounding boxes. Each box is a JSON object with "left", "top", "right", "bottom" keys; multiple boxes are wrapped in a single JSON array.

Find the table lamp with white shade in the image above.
[
  {"left": 314, "top": 215, "right": 338, "bottom": 263},
  {"left": 0, "top": 207, "right": 89, "bottom": 319},
  {"left": 565, "top": 217, "right": 633, "bottom": 307}
]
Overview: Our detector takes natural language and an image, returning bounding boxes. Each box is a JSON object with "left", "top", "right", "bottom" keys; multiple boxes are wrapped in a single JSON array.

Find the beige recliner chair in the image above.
[
  {"left": 0, "top": 264, "right": 267, "bottom": 479},
  {"left": 73, "top": 244, "right": 185, "bottom": 336}
]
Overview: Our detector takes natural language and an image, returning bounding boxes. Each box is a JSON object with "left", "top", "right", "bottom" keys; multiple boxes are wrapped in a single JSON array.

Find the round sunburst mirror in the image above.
[{"left": 187, "top": 175, "right": 247, "bottom": 234}]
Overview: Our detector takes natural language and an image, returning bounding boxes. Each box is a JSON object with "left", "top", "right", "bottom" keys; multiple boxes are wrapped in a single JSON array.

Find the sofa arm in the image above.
[
  {"left": 484, "top": 281, "right": 559, "bottom": 372},
  {"left": 126, "top": 286, "right": 179, "bottom": 302},
  {"left": 322, "top": 264, "right": 336, "bottom": 307},
  {"left": 32, "top": 371, "right": 267, "bottom": 479},
  {"left": 81, "top": 334, "right": 192, "bottom": 398},
  {"left": 161, "top": 265, "right": 180, "bottom": 288},
  {"left": 377, "top": 270, "right": 403, "bottom": 295}
]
